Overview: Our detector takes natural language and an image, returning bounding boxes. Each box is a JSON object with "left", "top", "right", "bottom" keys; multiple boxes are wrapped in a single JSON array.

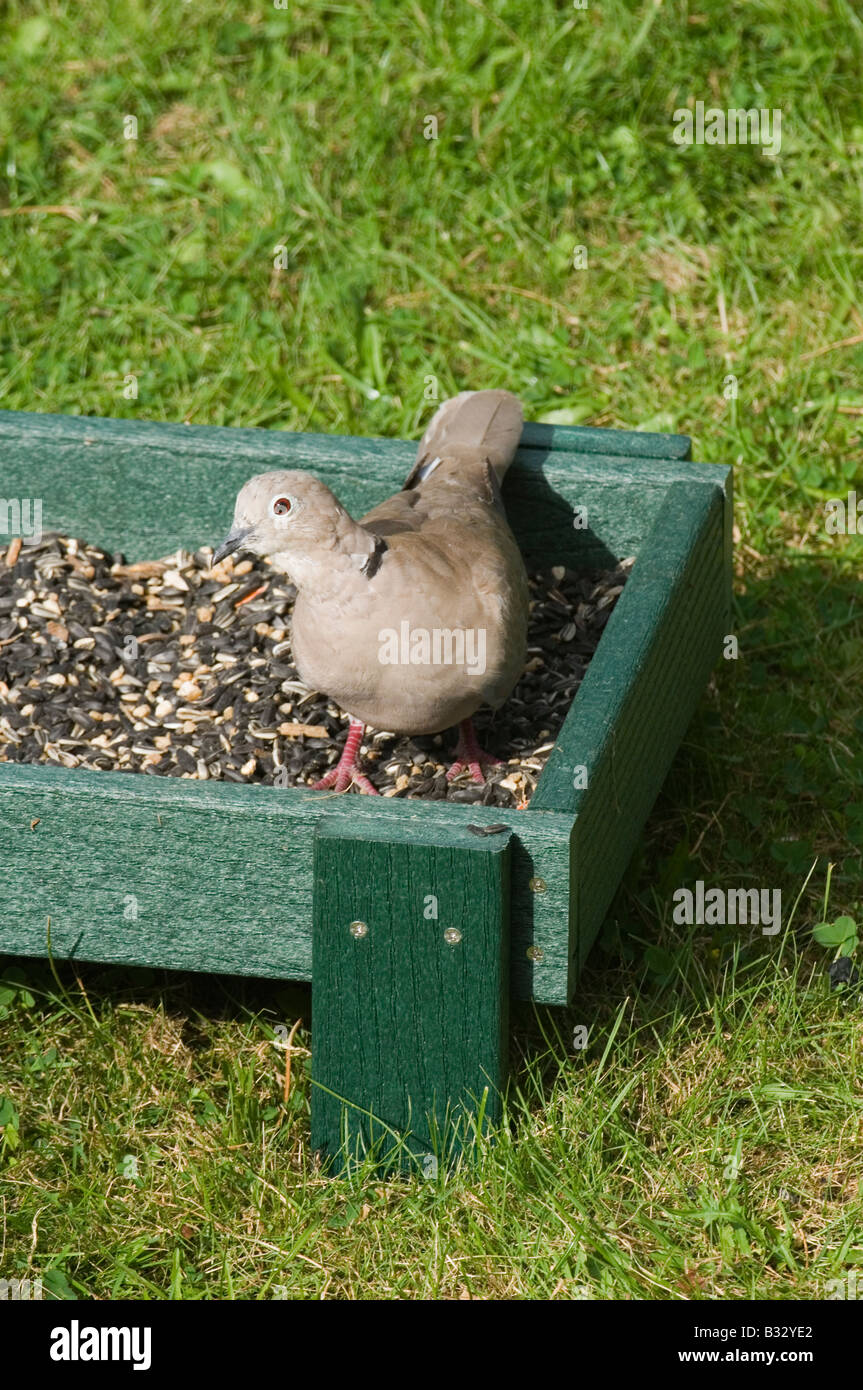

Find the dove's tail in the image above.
[{"left": 405, "top": 390, "right": 523, "bottom": 490}]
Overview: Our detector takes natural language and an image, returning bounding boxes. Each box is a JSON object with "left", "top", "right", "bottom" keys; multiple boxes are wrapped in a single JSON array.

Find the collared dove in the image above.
[{"left": 213, "top": 390, "right": 529, "bottom": 794}]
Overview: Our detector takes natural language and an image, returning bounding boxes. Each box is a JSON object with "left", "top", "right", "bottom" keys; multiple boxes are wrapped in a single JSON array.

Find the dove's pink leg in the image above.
[
  {"left": 446, "top": 717, "right": 503, "bottom": 785},
  {"left": 312, "top": 719, "right": 379, "bottom": 795}
]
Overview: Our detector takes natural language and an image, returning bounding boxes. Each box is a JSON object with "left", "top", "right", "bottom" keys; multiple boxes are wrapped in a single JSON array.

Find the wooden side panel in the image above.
[
  {"left": 532, "top": 481, "right": 730, "bottom": 990},
  {"left": 520, "top": 419, "right": 691, "bottom": 459},
  {"left": 311, "top": 820, "right": 511, "bottom": 1173},
  {"left": 0, "top": 760, "right": 571, "bottom": 1000},
  {"left": 0, "top": 408, "right": 712, "bottom": 570},
  {"left": 0, "top": 763, "right": 316, "bottom": 979},
  {"left": 0, "top": 406, "right": 691, "bottom": 468}
]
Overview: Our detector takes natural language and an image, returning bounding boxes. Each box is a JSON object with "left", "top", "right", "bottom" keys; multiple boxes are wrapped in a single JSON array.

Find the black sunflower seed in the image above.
[{"left": 0, "top": 537, "right": 631, "bottom": 807}]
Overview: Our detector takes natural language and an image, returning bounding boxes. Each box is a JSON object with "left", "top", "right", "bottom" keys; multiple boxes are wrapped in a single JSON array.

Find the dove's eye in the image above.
[{"left": 271, "top": 496, "right": 293, "bottom": 517}]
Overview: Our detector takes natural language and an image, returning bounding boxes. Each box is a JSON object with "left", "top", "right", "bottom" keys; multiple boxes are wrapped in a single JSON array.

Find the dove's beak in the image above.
[{"left": 212, "top": 525, "right": 252, "bottom": 565}]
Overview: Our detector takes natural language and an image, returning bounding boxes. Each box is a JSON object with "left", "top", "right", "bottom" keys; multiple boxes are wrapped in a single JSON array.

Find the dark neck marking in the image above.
[{"left": 361, "top": 534, "right": 388, "bottom": 579}]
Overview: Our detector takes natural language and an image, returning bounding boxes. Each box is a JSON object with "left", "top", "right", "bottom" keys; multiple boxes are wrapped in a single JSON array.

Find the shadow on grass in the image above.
[
  {"left": 2, "top": 556, "right": 859, "bottom": 1135},
  {"left": 512, "top": 549, "right": 863, "bottom": 1095}
]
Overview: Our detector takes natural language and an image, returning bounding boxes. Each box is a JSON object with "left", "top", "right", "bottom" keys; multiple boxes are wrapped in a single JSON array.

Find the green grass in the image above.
[{"left": 1, "top": 0, "right": 862, "bottom": 1299}]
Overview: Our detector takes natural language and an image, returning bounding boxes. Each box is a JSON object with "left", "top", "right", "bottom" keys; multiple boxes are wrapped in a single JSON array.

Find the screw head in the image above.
[
  {"left": 444, "top": 927, "right": 462, "bottom": 946},
  {"left": 529, "top": 876, "right": 548, "bottom": 894},
  {"left": 349, "top": 920, "right": 368, "bottom": 939},
  {"left": 527, "top": 945, "right": 544, "bottom": 963}
]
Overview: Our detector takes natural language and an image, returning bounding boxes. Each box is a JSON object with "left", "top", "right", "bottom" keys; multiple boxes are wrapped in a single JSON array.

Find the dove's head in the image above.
[{"left": 213, "top": 470, "right": 377, "bottom": 587}]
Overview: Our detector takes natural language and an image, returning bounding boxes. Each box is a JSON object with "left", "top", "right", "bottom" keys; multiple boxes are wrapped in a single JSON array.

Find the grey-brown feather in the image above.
[{"left": 221, "top": 391, "right": 529, "bottom": 735}]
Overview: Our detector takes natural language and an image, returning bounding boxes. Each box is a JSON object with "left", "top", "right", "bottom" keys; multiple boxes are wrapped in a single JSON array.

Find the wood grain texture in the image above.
[
  {"left": 0, "top": 405, "right": 690, "bottom": 464},
  {"left": 310, "top": 820, "right": 510, "bottom": 1172},
  {"left": 520, "top": 419, "right": 691, "bottom": 459},
  {"left": 0, "top": 760, "right": 573, "bottom": 1000},
  {"left": 0, "top": 408, "right": 709, "bottom": 568},
  {"left": 533, "top": 481, "right": 730, "bottom": 987}
]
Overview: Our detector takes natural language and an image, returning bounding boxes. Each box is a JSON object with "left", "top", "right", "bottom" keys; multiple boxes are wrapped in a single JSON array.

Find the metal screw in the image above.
[
  {"left": 527, "top": 945, "right": 544, "bottom": 963},
  {"left": 444, "top": 927, "right": 462, "bottom": 946},
  {"left": 529, "top": 876, "right": 548, "bottom": 894},
  {"left": 349, "top": 920, "right": 368, "bottom": 939}
]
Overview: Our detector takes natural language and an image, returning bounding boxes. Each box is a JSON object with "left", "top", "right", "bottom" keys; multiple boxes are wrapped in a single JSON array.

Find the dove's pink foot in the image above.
[
  {"left": 446, "top": 717, "right": 503, "bottom": 785},
  {"left": 312, "top": 719, "right": 379, "bottom": 795}
]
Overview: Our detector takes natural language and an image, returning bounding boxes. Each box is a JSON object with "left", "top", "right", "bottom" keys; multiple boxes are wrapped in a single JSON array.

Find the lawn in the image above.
[{"left": 1, "top": 0, "right": 862, "bottom": 1300}]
